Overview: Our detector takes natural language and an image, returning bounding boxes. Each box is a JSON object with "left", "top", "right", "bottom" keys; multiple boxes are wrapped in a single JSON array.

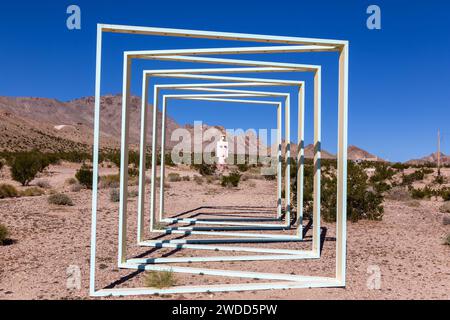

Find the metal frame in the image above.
[
  {"left": 134, "top": 67, "right": 319, "bottom": 240},
  {"left": 127, "top": 92, "right": 316, "bottom": 263},
  {"left": 90, "top": 24, "right": 348, "bottom": 297},
  {"left": 119, "top": 56, "right": 321, "bottom": 247},
  {"left": 156, "top": 90, "right": 289, "bottom": 228}
]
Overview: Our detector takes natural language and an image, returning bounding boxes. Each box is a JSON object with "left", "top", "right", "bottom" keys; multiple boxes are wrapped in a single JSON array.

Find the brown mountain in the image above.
[
  {"left": 406, "top": 152, "right": 450, "bottom": 165},
  {"left": 0, "top": 95, "right": 178, "bottom": 152},
  {"left": 347, "top": 145, "right": 384, "bottom": 161},
  {"left": 0, "top": 95, "right": 382, "bottom": 162}
]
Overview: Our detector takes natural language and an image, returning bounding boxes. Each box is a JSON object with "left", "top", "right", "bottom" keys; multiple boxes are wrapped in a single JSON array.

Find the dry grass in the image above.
[
  {"left": 20, "top": 187, "right": 45, "bottom": 197},
  {"left": 444, "top": 233, "right": 450, "bottom": 246},
  {"left": 144, "top": 270, "right": 177, "bottom": 288},
  {"left": 0, "top": 184, "right": 19, "bottom": 199}
]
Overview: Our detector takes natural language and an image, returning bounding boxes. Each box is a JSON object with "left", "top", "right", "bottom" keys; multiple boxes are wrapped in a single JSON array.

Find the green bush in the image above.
[
  {"left": 237, "top": 163, "right": 249, "bottom": 172},
  {"left": 128, "top": 167, "right": 139, "bottom": 177},
  {"left": 409, "top": 186, "right": 433, "bottom": 199},
  {"left": 0, "top": 224, "right": 10, "bottom": 245},
  {"left": 0, "top": 184, "right": 19, "bottom": 199},
  {"left": 221, "top": 171, "right": 242, "bottom": 188},
  {"left": 75, "top": 164, "right": 93, "bottom": 189},
  {"left": 110, "top": 189, "right": 120, "bottom": 202},
  {"left": 434, "top": 175, "right": 445, "bottom": 185},
  {"left": 293, "top": 161, "right": 384, "bottom": 222},
  {"left": 438, "top": 188, "right": 450, "bottom": 201},
  {"left": 192, "top": 162, "right": 216, "bottom": 176},
  {"left": 401, "top": 169, "right": 427, "bottom": 186},
  {"left": 48, "top": 193, "right": 74, "bottom": 206},
  {"left": 10, "top": 152, "right": 49, "bottom": 186}
]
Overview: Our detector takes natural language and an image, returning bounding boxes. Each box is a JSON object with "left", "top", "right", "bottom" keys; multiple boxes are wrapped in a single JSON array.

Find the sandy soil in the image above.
[{"left": 0, "top": 164, "right": 449, "bottom": 300}]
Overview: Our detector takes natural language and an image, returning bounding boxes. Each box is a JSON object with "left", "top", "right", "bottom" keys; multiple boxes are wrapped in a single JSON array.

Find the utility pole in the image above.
[{"left": 437, "top": 129, "right": 441, "bottom": 176}]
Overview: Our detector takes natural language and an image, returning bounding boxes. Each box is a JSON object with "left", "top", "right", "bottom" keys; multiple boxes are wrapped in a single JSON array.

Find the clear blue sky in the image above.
[{"left": 0, "top": 1, "right": 449, "bottom": 162}]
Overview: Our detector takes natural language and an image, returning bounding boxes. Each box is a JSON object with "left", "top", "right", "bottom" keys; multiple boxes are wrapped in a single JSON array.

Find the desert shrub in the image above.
[
  {"left": 20, "top": 187, "right": 45, "bottom": 197},
  {"left": 444, "top": 234, "right": 450, "bottom": 246},
  {"left": 0, "top": 184, "right": 19, "bottom": 199},
  {"left": 10, "top": 152, "right": 49, "bottom": 186},
  {"left": 439, "top": 202, "right": 450, "bottom": 213},
  {"left": 369, "top": 164, "right": 395, "bottom": 184},
  {"left": 145, "top": 270, "right": 176, "bottom": 288},
  {"left": 438, "top": 188, "right": 450, "bottom": 201},
  {"left": 99, "top": 174, "right": 120, "bottom": 189},
  {"left": 221, "top": 171, "right": 242, "bottom": 188},
  {"left": 206, "top": 176, "right": 217, "bottom": 184},
  {"left": 110, "top": 189, "right": 120, "bottom": 202},
  {"left": 237, "top": 163, "right": 249, "bottom": 172},
  {"left": 35, "top": 179, "right": 51, "bottom": 189},
  {"left": 75, "top": 164, "right": 93, "bottom": 189},
  {"left": 193, "top": 176, "right": 203, "bottom": 185},
  {"left": 192, "top": 163, "right": 216, "bottom": 176},
  {"left": 294, "top": 161, "right": 384, "bottom": 222},
  {"left": 181, "top": 175, "right": 190, "bottom": 181},
  {"left": 0, "top": 159, "right": 4, "bottom": 171},
  {"left": 70, "top": 183, "right": 83, "bottom": 192},
  {"left": 401, "top": 169, "right": 426, "bottom": 186},
  {"left": 263, "top": 173, "right": 276, "bottom": 180},
  {"left": 128, "top": 167, "right": 139, "bottom": 177},
  {"left": 409, "top": 186, "right": 433, "bottom": 199},
  {"left": 422, "top": 168, "right": 434, "bottom": 175},
  {"left": 167, "top": 173, "right": 181, "bottom": 182},
  {"left": 391, "top": 162, "right": 409, "bottom": 170},
  {"left": 128, "top": 189, "right": 138, "bottom": 198},
  {"left": 385, "top": 186, "right": 411, "bottom": 201},
  {"left": 65, "top": 177, "right": 77, "bottom": 185},
  {"left": 0, "top": 224, "right": 10, "bottom": 245},
  {"left": 434, "top": 175, "right": 445, "bottom": 185},
  {"left": 164, "top": 153, "right": 175, "bottom": 167},
  {"left": 48, "top": 193, "right": 74, "bottom": 206}
]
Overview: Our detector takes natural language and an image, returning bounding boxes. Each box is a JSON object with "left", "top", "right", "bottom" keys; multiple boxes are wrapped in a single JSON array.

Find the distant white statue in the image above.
[{"left": 216, "top": 135, "right": 229, "bottom": 171}]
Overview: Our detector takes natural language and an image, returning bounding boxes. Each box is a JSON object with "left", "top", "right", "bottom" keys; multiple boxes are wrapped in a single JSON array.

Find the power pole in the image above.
[{"left": 437, "top": 129, "right": 441, "bottom": 176}]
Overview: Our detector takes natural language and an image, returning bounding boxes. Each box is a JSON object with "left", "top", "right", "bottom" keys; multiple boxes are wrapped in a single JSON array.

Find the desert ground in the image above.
[{"left": 0, "top": 162, "right": 449, "bottom": 300}]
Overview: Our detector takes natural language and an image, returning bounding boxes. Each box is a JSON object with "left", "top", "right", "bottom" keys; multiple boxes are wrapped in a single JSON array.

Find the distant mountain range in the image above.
[
  {"left": 406, "top": 152, "right": 450, "bottom": 165},
  {"left": 2, "top": 94, "right": 434, "bottom": 164}
]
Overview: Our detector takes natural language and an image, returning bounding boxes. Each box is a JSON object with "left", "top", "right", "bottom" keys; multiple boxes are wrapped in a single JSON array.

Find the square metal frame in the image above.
[{"left": 90, "top": 24, "right": 348, "bottom": 297}]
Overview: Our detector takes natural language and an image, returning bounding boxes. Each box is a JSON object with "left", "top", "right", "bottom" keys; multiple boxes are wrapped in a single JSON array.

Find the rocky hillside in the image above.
[{"left": 406, "top": 152, "right": 450, "bottom": 165}]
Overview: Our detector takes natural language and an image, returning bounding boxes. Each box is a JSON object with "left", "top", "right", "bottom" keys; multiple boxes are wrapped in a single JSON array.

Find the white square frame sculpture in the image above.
[
  {"left": 122, "top": 57, "right": 322, "bottom": 241},
  {"left": 124, "top": 94, "right": 321, "bottom": 265},
  {"left": 127, "top": 81, "right": 321, "bottom": 264},
  {"left": 154, "top": 89, "right": 291, "bottom": 230},
  {"left": 90, "top": 24, "right": 348, "bottom": 297},
  {"left": 144, "top": 80, "right": 300, "bottom": 225}
]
